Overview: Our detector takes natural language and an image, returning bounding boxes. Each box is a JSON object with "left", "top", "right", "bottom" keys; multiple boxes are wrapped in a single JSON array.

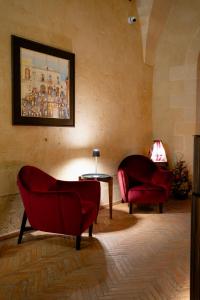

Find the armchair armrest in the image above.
[{"left": 118, "top": 169, "right": 129, "bottom": 202}]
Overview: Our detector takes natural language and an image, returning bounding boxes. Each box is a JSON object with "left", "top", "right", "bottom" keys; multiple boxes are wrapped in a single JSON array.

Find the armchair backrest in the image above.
[
  {"left": 118, "top": 155, "right": 157, "bottom": 184},
  {"left": 18, "top": 165, "right": 57, "bottom": 192}
]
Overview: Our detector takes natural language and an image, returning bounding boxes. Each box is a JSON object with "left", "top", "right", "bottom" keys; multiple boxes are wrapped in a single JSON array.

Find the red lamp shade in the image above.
[{"left": 150, "top": 140, "right": 167, "bottom": 162}]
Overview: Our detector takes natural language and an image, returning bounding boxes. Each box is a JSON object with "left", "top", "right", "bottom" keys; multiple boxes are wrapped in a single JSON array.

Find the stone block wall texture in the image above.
[
  {"left": 151, "top": 0, "right": 200, "bottom": 174},
  {"left": 0, "top": 0, "right": 152, "bottom": 234}
]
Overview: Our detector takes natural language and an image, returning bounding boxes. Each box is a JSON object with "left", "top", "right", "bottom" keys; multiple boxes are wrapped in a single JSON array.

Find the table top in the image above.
[{"left": 80, "top": 173, "right": 112, "bottom": 179}]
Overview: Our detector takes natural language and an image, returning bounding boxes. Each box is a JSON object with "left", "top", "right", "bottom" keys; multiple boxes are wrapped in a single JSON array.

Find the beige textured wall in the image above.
[
  {"left": 152, "top": 0, "right": 200, "bottom": 173},
  {"left": 0, "top": 0, "right": 152, "bottom": 234}
]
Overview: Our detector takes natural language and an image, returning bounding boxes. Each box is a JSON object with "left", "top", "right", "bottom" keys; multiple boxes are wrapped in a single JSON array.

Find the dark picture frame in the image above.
[{"left": 11, "top": 35, "right": 75, "bottom": 126}]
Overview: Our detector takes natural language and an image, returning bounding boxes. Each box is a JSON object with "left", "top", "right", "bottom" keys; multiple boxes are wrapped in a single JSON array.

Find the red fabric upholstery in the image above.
[
  {"left": 17, "top": 166, "right": 100, "bottom": 238},
  {"left": 118, "top": 155, "right": 172, "bottom": 210}
]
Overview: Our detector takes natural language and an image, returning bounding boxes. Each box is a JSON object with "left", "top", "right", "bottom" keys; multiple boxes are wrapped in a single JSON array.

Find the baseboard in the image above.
[
  {"left": 0, "top": 230, "right": 19, "bottom": 241},
  {"left": 100, "top": 199, "right": 121, "bottom": 209}
]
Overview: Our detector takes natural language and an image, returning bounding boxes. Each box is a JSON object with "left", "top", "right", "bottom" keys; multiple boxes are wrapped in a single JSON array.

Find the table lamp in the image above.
[
  {"left": 150, "top": 140, "right": 167, "bottom": 162},
  {"left": 149, "top": 140, "right": 168, "bottom": 168},
  {"left": 92, "top": 148, "right": 100, "bottom": 173}
]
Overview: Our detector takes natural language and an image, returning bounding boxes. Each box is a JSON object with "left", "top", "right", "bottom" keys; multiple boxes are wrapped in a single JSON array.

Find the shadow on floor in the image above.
[
  {"left": 94, "top": 206, "right": 139, "bottom": 233},
  {"left": 0, "top": 235, "right": 108, "bottom": 299}
]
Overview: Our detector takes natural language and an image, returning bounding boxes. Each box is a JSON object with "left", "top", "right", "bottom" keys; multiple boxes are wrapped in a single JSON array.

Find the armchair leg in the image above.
[
  {"left": 159, "top": 203, "right": 163, "bottom": 213},
  {"left": 89, "top": 224, "right": 93, "bottom": 237},
  {"left": 18, "top": 210, "right": 27, "bottom": 244},
  {"left": 76, "top": 235, "right": 81, "bottom": 250},
  {"left": 129, "top": 202, "right": 133, "bottom": 214}
]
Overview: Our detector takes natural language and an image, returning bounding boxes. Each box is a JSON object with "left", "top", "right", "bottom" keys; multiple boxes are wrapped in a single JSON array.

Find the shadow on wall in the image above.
[{"left": 0, "top": 194, "right": 23, "bottom": 236}]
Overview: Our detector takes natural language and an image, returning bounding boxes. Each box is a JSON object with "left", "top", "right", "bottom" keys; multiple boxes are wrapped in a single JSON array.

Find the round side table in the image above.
[{"left": 79, "top": 173, "right": 113, "bottom": 219}]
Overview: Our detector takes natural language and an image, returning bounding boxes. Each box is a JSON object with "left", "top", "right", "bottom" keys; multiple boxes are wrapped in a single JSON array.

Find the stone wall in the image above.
[
  {"left": 151, "top": 0, "right": 200, "bottom": 173},
  {"left": 0, "top": 0, "right": 152, "bottom": 234}
]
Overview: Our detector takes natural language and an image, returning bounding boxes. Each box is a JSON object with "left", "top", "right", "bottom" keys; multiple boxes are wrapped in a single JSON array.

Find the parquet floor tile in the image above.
[{"left": 0, "top": 198, "right": 190, "bottom": 300}]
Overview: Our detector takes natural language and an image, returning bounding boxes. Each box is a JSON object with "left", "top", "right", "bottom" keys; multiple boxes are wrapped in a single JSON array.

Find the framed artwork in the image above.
[{"left": 11, "top": 35, "right": 75, "bottom": 126}]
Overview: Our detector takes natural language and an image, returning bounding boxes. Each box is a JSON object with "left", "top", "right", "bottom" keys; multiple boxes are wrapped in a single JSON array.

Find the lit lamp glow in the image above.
[
  {"left": 92, "top": 148, "right": 100, "bottom": 173},
  {"left": 150, "top": 140, "right": 167, "bottom": 163}
]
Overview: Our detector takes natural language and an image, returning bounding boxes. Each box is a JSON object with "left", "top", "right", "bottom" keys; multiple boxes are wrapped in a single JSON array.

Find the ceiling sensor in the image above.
[{"left": 128, "top": 16, "right": 136, "bottom": 24}]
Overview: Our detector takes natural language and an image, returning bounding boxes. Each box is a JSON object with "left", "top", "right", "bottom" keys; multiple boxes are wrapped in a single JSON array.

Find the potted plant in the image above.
[{"left": 172, "top": 158, "right": 191, "bottom": 200}]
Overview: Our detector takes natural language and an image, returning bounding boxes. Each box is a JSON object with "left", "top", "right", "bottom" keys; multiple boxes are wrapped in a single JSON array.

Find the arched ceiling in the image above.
[
  {"left": 136, "top": 0, "right": 172, "bottom": 65},
  {"left": 135, "top": 0, "right": 154, "bottom": 62}
]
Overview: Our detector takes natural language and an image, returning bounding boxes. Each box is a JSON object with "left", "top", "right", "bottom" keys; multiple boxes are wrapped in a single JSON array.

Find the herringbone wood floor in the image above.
[{"left": 0, "top": 198, "right": 190, "bottom": 300}]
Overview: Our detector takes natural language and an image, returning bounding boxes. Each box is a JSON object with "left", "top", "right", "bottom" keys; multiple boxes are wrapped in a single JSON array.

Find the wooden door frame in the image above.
[{"left": 190, "top": 135, "right": 200, "bottom": 299}]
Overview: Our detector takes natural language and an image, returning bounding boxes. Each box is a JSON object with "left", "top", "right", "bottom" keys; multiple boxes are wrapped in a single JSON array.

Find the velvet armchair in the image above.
[
  {"left": 17, "top": 166, "right": 100, "bottom": 250},
  {"left": 118, "top": 155, "right": 172, "bottom": 214}
]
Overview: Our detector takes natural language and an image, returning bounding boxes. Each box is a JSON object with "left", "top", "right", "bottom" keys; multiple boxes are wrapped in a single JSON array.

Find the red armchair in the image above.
[
  {"left": 118, "top": 155, "right": 172, "bottom": 214},
  {"left": 17, "top": 166, "right": 100, "bottom": 250}
]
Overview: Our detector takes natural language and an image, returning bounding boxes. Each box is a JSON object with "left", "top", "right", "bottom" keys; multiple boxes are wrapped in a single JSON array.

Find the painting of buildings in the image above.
[{"left": 20, "top": 48, "right": 70, "bottom": 119}]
